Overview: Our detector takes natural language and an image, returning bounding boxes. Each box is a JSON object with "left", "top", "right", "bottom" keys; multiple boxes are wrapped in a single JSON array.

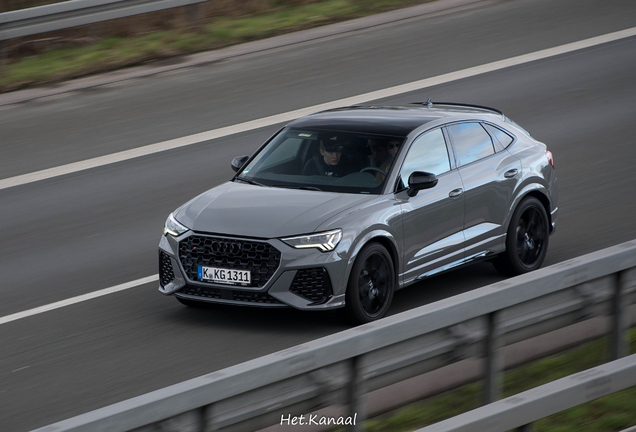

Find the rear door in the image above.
[
  {"left": 397, "top": 128, "right": 465, "bottom": 285},
  {"left": 445, "top": 122, "right": 522, "bottom": 259}
]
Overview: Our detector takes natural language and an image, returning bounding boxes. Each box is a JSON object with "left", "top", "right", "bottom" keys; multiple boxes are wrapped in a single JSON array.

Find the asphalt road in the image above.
[{"left": 1, "top": 0, "right": 636, "bottom": 430}]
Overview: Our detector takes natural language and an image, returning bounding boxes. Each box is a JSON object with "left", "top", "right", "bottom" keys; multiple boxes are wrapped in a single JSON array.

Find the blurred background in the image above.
[{"left": 1, "top": 0, "right": 434, "bottom": 91}]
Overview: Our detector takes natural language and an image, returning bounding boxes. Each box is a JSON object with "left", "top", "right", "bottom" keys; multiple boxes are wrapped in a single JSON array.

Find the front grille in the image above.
[
  {"left": 177, "top": 285, "right": 282, "bottom": 304},
  {"left": 290, "top": 268, "right": 332, "bottom": 304},
  {"left": 159, "top": 252, "right": 175, "bottom": 287},
  {"left": 178, "top": 235, "right": 281, "bottom": 287}
]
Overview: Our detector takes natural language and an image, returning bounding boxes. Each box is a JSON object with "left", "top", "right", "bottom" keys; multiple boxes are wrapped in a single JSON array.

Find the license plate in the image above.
[{"left": 198, "top": 266, "right": 251, "bottom": 286}]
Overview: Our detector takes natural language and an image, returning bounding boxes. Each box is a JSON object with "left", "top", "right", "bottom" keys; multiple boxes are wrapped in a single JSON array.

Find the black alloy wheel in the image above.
[
  {"left": 346, "top": 243, "right": 395, "bottom": 324},
  {"left": 493, "top": 196, "right": 550, "bottom": 276},
  {"left": 515, "top": 206, "right": 547, "bottom": 268}
]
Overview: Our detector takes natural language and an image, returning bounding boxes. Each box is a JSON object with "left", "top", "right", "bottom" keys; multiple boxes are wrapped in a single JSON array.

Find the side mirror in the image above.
[
  {"left": 407, "top": 171, "right": 438, "bottom": 197},
  {"left": 231, "top": 155, "right": 250, "bottom": 173}
]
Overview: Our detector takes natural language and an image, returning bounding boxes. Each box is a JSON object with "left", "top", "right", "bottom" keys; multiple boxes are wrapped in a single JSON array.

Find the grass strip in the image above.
[
  {"left": 352, "top": 329, "right": 636, "bottom": 432},
  {"left": 0, "top": 0, "right": 434, "bottom": 92}
]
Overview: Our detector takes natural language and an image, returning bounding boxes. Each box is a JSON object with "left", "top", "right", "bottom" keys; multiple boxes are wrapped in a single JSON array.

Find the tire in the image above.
[
  {"left": 345, "top": 243, "right": 395, "bottom": 324},
  {"left": 493, "top": 196, "right": 550, "bottom": 276}
]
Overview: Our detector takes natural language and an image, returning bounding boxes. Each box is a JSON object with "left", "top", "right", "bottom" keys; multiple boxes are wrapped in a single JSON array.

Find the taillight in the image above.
[{"left": 545, "top": 151, "right": 554, "bottom": 169}]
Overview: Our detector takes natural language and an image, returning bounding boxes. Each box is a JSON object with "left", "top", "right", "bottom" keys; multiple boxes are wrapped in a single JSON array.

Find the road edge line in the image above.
[{"left": 0, "top": 275, "right": 158, "bottom": 326}]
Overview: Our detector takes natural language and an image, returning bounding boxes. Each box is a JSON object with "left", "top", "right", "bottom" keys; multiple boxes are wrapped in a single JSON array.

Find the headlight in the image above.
[
  {"left": 164, "top": 213, "right": 189, "bottom": 237},
  {"left": 281, "top": 229, "right": 342, "bottom": 252}
]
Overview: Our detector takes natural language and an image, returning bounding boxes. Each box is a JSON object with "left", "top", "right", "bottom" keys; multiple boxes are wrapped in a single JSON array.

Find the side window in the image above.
[
  {"left": 447, "top": 122, "right": 495, "bottom": 166},
  {"left": 399, "top": 128, "right": 450, "bottom": 187},
  {"left": 484, "top": 123, "right": 514, "bottom": 149}
]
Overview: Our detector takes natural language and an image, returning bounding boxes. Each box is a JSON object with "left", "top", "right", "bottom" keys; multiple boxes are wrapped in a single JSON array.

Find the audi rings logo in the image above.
[{"left": 211, "top": 241, "right": 241, "bottom": 255}]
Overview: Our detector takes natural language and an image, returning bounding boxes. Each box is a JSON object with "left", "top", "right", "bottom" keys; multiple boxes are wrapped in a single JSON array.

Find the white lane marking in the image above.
[
  {"left": 2, "top": 26, "right": 636, "bottom": 192},
  {"left": 0, "top": 275, "right": 158, "bottom": 326}
]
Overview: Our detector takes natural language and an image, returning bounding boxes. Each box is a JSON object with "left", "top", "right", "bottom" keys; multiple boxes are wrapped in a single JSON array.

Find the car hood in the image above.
[{"left": 175, "top": 182, "right": 376, "bottom": 238}]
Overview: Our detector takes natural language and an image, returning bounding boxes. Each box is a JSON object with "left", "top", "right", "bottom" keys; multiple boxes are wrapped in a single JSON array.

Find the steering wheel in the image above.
[{"left": 360, "top": 166, "right": 388, "bottom": 177}]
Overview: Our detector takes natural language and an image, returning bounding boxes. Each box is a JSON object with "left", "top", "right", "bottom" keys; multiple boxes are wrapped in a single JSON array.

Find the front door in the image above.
[{"left": 397, "top": 128, "right": 465, "bottom": 285}]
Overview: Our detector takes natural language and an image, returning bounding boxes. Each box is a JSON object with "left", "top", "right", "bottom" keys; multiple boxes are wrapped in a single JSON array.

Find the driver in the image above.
[
  {"left": 366, "top": 139, "right": 394, "bottom": 182},
  {"left": 302, "top": 135, "right": 351, "bottom": 177},
  {"left": 387, "top": 139, "right": 401, "bottom": 158}
]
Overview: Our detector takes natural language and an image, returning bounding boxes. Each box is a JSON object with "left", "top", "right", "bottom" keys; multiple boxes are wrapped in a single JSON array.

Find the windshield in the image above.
[{"left": 237, "top": 128, "right": 405, "bottom": 194}]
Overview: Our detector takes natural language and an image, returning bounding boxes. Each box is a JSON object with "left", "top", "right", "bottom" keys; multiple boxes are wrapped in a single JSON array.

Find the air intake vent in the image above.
[
  {"left": 290, "top": 268, "right": 332, "bottom": 304},
  {"left": 159, "top": 252, "right": 175, "bottom": 287}
]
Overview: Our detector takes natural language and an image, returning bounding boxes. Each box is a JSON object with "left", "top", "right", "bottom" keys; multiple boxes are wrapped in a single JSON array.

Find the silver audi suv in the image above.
[{"left": 159, "top": 102, "right": 557, "bottom": 323}]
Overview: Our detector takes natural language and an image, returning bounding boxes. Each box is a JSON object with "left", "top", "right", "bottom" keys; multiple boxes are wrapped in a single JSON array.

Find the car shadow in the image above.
[
  {"left": 390, "top": 261, "right": 505, "bottom": 314},
  {"left": 163, "top": 260, "right": 505, "bottom": 333}
]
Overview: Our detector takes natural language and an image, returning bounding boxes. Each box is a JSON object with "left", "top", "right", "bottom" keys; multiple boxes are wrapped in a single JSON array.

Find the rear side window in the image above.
[
  {"left": 484, "top": 123, "right": 514, "bottom": 149},
  {"left": 399, "top": 128, "right": 450, "bottom": 187},
  {"left": 447, "top": 122, "right": 495, "bottom": 166}
]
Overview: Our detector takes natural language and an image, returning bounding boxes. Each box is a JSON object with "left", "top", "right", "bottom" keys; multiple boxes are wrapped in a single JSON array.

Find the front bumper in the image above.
[{"left": 158, "top": 231, "right": 347, "bottom": 310}]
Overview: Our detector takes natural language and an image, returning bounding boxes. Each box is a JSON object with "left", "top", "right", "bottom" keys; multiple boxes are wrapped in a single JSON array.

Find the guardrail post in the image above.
[
  {"left": 483, "top": 311, "right": 504, "bottom": 404},
  {"left": 347, "top": 355, "right": 366, "bottom": 432},
  {"left": 610, "top": 270, "right": 630, "bottom": 360},
  {"left": 517, "top": 423, "right": 535, "bottom": 432},
  {"left": 199, "top": 405, "right": 211, "bottom": 432},
  {"left": 188, "top": 3, "right": 202, "bottom": 28},
  {"left": 154, "top": 405, "right": 208, "bottom": 431},
  {"left": 0, "top": 40, "right": 6, "bottom": 67}
]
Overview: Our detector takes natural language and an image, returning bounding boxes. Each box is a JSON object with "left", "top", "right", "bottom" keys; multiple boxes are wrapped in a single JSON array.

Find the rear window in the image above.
[
  {"left": 484, "top": 123, "right": 514, "bottom": 149},
  {"left": 447, "top": 122, "right": 495, "bottom": 167}
]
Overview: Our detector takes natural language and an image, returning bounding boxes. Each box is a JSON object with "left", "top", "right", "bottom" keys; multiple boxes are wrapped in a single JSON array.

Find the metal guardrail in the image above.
[
  {"left": 416, "top": 352, "right": 636, "bottom": 432},
  {"left": 34, "top": 240, "right": 636, "bottom": 432},
  {"left": 1, "top": 0, "right": 71, "bottom": 14},
  {"left": 0, "top": 0, "right": 207, "bottom": 41}
]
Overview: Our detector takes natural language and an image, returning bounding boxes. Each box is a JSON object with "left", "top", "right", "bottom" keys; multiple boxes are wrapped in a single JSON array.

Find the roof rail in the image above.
[{"left": 411, "top": 100, "right": 504, "bottom": 117}]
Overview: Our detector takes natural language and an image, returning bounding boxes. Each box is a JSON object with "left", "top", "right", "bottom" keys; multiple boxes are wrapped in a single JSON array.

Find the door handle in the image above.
[
  {"left": 504, "top": 169, "right": 519, "bottom": 178},
  {"left": 449, "top": 188, "right": 463, "bottom": 198}
]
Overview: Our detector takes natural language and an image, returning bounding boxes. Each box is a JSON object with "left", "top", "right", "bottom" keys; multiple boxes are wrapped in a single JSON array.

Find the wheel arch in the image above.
[
  {"left": 494, "top": 188, "right": 551, "bottom": 276},
  {"left": 370, "top": 236, "right": 399, "bottom": 284},
  {"left": 345, "top": 230, "right": 400, "bottom": 290},
  {"left": 524, "top": 190, "right": 552, "bottom": 232},
  {"left": 506, "top": 184, "right": 553, "bottom": 235}
]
